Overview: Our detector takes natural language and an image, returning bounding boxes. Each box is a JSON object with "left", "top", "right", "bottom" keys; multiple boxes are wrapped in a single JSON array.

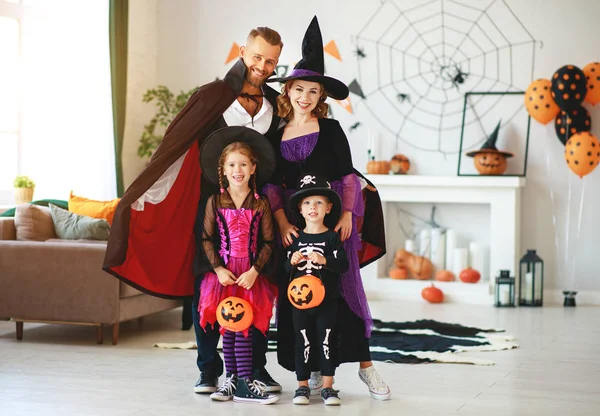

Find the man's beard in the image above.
[{"left": 246, "top": 70, "right": 267, "bottom": 88}]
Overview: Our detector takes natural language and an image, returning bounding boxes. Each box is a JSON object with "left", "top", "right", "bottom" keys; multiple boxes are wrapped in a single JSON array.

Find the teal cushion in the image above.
[{"left": 49, "top": 204, "right": 110, "bottom": 240}]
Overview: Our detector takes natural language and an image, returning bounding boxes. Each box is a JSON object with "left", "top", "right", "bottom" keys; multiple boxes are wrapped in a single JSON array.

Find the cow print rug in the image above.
[{"left": 154, "top": 319, "right": 518, "bottom": 365}]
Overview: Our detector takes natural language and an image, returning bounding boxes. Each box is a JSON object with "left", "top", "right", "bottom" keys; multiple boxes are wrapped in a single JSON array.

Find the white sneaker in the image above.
[
  {"left": 210, "top": 374, "right": 237, "bottom": 401},
  {"left": 358, "top": 366, "right": 391, "bottom": 401},
  {"left": 308, "top": 371, "right": 323, "bottom": 396}
]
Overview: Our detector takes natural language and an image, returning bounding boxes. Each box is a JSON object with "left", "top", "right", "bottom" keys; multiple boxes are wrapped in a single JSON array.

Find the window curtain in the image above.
[
  {"left": 109, "top": 0, "right": 128, "bottom": 197},
  {"left": 20, "top": 0, "right": 116, "bottom": 201}
]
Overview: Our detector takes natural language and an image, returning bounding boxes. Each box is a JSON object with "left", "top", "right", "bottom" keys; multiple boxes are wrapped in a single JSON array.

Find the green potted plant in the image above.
[
  {"left": 138, "top": 85, "right": 198, "bottom": 158},
  {"left": 13, "top": 175, "right": 35, "bottom": 204}
]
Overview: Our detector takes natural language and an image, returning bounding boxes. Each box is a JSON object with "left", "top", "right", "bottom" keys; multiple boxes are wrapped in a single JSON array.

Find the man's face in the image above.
[{"left": 240, "top": 36, "right": 281, "bottom": 88}]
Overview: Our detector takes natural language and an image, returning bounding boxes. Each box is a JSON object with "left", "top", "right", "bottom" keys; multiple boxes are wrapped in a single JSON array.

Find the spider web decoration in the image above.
[{"left": 353, "top": 0, "right": 538, "bottom": 155}]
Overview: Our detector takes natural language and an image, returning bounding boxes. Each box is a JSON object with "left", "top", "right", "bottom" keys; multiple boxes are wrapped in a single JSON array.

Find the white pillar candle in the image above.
[
  {"left": 525, "top": 272, "right": 533, "bottom": 302},
  {"left": 500, "top": 287, "right": 510, "bottom": 305},
  {"left": 445, "top": 229, "right": 457, "bottom": 271},
  {"left": 419, "top": 228, "right": 431, "bottom": 258},
  {"left": 404, "top": 239, "right": 415, "bottom": 253},
  {"left": 469, "top": 242, "right": 484, "bottom": 276},
  {"left": 452, "top": 248, "right": 468, "bottom": 278},
  {"left": 430, "top": 228, "right": 445, "bottom": 271}
]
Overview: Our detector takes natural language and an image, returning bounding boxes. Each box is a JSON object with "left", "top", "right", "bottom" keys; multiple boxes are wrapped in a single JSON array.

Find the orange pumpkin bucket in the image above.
[
  {"left": 216, "top": 296, "right": 254, "bottom": 333},
  {"left": 287, "top": 274, "right": 326, "bottom": 310}
]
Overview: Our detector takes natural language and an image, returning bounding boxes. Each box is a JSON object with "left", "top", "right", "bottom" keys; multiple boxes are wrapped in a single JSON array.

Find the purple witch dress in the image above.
[{"left": 265, "top": 132, "right": 374, "bottom": 367}]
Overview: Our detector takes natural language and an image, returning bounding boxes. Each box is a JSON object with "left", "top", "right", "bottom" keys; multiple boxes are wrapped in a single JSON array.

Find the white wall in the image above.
[{"left": 125, "top": 0, "right": 600, "bottom": 291}]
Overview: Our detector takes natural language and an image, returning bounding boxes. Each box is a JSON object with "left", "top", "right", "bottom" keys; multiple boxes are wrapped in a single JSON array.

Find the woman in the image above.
[{"left": 265, "top": 16, "right": 390, "bottom": 401}]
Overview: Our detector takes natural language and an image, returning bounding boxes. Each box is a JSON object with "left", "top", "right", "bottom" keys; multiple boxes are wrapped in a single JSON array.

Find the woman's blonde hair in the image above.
[
  {"left": 277, "top": 80, "right": 329, "bottom": 121},
  {"left": 218, "top": 142, "right": 258, "bottom": 196}
]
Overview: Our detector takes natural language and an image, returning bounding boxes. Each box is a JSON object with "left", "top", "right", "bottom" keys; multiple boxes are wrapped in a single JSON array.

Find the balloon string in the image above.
[
  {"left": 544, "top": 124, "right": 564, "bottom": 283},
  {"left": 565, "top": 174, "right": 572, "bottom": 288},
  {"left": 571, "top": 178, "right": 586, "bottom": 290}
]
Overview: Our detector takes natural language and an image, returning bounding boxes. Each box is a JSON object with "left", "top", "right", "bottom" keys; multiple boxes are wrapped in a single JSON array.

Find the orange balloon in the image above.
[
  {"left": 524, "top": 79, "right": 560, "bottom": 124},
  {"left": 583, "top": 62, "right": 600, "bottom": 105},
  {"left": 565, "top": 132, "right": 600, "bottom": 178}
]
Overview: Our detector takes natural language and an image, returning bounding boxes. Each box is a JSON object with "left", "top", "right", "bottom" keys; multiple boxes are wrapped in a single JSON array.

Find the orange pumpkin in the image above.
[
  {"left": 473, "top": 151, "right": 508, "bottom": 175},
  {"left": 287, "top": 275, "right": 326, "bottom": 310},
  {"left": 422, "top": 284, "right": 444, "bottom": 303},
  {"left": 408, "top": 255, "right": 434, "bottom": 280},
  {"left": 394, "top": 248, "right": 412, "bottom": 268},
  {"left": 389, "top": 267, "right": 409, "bottom": 280},
  {"left": 435, "top": 269, "right": 455, "bottom": 282},
  {"left": 390, "top": 154, "right": 410, "bottom": 174},
  {"left": 459, "top": 267, "right": 481, "bottom": 284},
  {"left": 217, "top": 296, "right": 254, "bottom": 333},
  {"left": 565, "top": 131, "right": 600, "bottom": 178},
  {"left": 366, "top": 160, "right": 391, "bottom": 174}
]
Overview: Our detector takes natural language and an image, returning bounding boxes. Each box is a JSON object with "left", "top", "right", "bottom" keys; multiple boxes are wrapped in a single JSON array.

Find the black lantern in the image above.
[
  {"left": 519, "top": 250, "right": 544, "bottom": 306},
  {"left": 494, "top": 270, "right": 515, "bottom": 307}
]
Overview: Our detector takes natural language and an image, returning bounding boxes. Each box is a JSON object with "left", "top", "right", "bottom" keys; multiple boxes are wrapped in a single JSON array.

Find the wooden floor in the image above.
[{"left": 1, "top": 301, "right": 598, "bottom": 415}]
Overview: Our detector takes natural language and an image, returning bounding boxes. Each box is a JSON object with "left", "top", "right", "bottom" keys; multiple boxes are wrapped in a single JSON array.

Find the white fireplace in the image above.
[{"left": 362, "top": 174, "right": 525, "bottom": 304}]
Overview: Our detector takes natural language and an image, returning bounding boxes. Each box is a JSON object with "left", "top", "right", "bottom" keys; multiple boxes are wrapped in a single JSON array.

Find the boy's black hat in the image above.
[{"left": 289, "top": 173, "right": 342, "bottom": 229}]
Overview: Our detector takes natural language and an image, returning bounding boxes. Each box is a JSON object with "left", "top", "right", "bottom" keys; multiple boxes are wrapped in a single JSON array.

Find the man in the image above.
[{"left": 103, "top": 27, "right": 284, "bottom": 394}]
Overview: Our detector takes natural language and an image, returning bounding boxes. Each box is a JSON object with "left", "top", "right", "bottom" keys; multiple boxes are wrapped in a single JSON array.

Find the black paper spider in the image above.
[
  {"left": 354, "top": 47, "right": 367, "bottom": 59},
  {"left": 396, "top": 93, "right": 411, "bottom": 103},
  {"left": 440, "top": 63, "right": 469, "bottom": 89},
  {"left": 350, "top": 121, "right": 361, "bottom": 131}
]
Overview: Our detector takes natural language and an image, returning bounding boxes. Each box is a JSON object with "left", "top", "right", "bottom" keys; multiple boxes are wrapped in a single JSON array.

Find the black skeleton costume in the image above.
[{"left": 285, "top": 230, "right": 349, "bottom": 380}]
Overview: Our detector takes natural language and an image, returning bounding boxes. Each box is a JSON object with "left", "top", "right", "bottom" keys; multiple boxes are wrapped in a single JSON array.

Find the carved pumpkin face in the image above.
[
  {"left": 287, "top": 275, "right": 326, "bottom": 310},
  {"left": 216, "top": 296, "right": 254, "bottom": 332},
  {"left": 473, "top": 151, "right": 507, "bottom": 175}
]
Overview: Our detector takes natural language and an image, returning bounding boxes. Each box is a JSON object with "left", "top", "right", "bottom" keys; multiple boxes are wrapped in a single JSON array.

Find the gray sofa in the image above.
[{"left": 0, "top": 216, "right": 181, "bottom": 344}]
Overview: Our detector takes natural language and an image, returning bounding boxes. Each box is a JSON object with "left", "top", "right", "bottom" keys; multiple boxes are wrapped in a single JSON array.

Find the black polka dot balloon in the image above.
[
  {"left": 554, "top": 106, "right": 591, "bottom": 145},
  {"left": 551, "top": 65, "right": 588, "bottom": 111}
]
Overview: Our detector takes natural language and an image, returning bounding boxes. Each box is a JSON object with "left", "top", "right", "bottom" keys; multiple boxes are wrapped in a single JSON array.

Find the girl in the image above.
[
  {"left": 197, "top": 126, "right": 279, "bottom": 405},
  {"left": 265, "top": 16, "right": 390, "bottom": 400}
]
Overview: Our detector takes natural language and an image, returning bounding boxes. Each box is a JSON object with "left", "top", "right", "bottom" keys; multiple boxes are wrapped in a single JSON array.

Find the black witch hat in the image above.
[
  {"left": 267, "top": 16, "right": 349, "bottom": 100},
  {"left": 466, "top": 120, "right": 513, "bottom": 158},
  {"left": 200, "top": 126, "right": 276, "bottom": 188}
]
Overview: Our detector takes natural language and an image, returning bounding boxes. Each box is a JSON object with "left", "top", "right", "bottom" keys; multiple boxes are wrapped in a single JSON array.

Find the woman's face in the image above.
[
  {"left": 287, "top": 80, "right": 322, "bottom": 117},
  {"left": 223, "top": 150, "right": 256, "bottom": 190}
]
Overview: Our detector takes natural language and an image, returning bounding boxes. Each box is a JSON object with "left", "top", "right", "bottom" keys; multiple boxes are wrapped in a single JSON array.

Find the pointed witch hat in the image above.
[
  {"left": 466, "top": 120, "right": 513, "bottom": 158},
  {"left": 266, "top": 16, "right": 349, "bottom": 100}
]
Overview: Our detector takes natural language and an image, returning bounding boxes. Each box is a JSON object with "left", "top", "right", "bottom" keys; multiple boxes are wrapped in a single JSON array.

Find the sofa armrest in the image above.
[
  {"left": 0, "top": 217, "right": 16, "bottom": 240},
  {"left": 0, "top": 241, "right": 120, "bottom": 324}
]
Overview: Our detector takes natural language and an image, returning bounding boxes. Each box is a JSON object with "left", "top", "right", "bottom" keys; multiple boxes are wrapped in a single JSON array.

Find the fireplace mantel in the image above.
[{"left": 362, "top": 174, "right": 526, "bottom": 304}]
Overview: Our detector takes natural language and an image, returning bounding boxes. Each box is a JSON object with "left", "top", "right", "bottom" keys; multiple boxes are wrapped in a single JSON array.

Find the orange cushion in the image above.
[{"left": 68, "top": 192, "right": 120, "bottom": 225}]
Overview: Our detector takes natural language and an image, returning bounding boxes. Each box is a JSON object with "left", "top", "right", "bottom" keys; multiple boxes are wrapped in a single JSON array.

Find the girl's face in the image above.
[
  {"left": 287, "top": 80, "right": 322, "bottom": 116},
  {"left": 299, "top": 195, "right": 332, "bottom": 224},
  {"left": 223, "top": 150, "right": 256, "bottom": 189}
]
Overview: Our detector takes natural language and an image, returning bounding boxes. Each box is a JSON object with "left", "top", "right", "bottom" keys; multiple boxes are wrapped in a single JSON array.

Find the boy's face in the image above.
[{"left": 299, "top": 195, "right": 332, "bottom": 225}]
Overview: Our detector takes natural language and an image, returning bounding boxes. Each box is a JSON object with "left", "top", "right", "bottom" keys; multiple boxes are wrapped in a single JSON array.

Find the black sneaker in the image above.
[
  {"left": 252, "top": 368, "right": 282, "bottom": 393},
  {"left": 321, "top": 387, "right": 341, "bottom": 406},
  {"left": 193, "top": 372, "right": 218, "bottom": 394},
  {"left": 210, "top": 374, "right": 237, "bottom": 401},
  {"left": 293, "top": 386, "right": 310, "bottom": 405},
  {"left": 233, "top": 378, "right": 279, "bottom": 404}
]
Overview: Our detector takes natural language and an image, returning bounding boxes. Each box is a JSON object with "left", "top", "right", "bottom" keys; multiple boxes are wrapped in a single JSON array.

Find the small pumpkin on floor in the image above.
[{"left": 422, "top": 284, "right": 444, "bottom": 303}]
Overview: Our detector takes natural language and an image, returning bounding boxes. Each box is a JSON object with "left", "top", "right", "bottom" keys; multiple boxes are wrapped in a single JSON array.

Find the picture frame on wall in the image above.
[{"left": 457, "top": 91, "right": 531, "bottom": 177}]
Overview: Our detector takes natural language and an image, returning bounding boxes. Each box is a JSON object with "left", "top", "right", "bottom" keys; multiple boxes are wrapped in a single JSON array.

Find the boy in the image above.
[{"left": 285, "top": 173, "right": 349, "bottom": 406}]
